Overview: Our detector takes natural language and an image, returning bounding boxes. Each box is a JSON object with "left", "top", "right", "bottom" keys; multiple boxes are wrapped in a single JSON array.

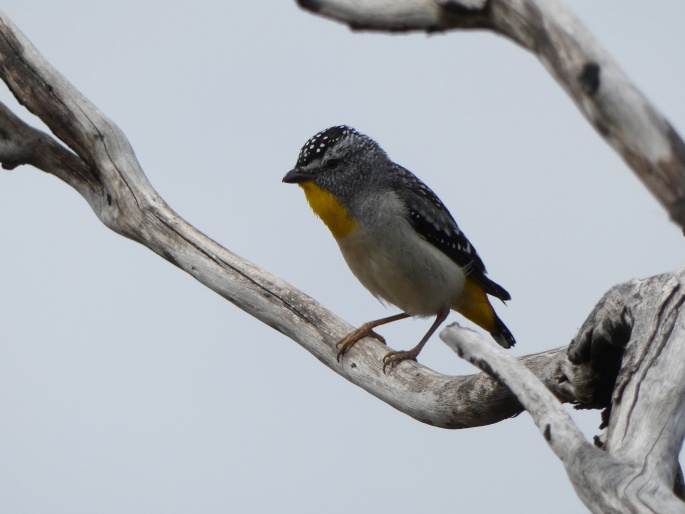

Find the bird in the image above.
[{"left": 283, "top": 125, "right": 515, "bottom": 371}]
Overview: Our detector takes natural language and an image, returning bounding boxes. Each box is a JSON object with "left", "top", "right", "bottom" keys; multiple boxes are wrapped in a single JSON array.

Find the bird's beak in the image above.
[{"left": 282, "top": 168, "right": 312, "bottom": 184}]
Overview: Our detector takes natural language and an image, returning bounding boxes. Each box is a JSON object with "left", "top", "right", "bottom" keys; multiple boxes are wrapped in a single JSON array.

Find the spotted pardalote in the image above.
[{"left": 283, "top": 125, "right": 514, "bottom": 370}]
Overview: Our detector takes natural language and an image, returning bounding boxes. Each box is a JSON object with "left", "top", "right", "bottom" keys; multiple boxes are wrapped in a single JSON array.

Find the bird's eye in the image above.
[{"left": 326, "top": 159, "right": 341, "bottom": 170}]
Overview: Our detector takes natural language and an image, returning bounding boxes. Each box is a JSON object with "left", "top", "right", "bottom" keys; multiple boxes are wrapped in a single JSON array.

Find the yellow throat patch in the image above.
[{"left": 299, "top": 182, "right": 357, "bottom": 239}]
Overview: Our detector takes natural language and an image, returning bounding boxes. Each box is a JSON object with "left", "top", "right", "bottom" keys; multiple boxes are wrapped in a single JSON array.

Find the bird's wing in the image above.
[{"left": 393, "top": 164, "right": 511, "bottom": 302}]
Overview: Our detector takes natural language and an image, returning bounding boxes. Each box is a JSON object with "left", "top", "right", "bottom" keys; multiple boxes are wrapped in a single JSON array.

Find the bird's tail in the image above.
[{"left": 492, "top": 314, "right": 516, "bottom": 348}]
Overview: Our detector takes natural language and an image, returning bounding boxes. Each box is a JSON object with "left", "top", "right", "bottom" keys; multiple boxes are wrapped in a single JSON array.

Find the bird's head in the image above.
[{"left": 282, "top": 125, "right": 388, "bottom": 197}]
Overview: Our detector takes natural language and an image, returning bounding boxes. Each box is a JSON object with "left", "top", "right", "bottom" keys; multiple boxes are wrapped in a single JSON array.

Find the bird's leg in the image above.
[
  {"left": 382, "top": 308, "right": 450, "bottom": 373},
  {"left": 336, "top": 313, "right": 410, "bottom": 362}
]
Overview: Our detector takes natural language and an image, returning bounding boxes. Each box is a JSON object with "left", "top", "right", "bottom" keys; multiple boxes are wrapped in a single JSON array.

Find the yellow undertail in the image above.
[
  {"left": 455, "top": 276, "right": 514, "bottom": 348},
  {"left": 455, "top": 276, "right": 497, "bottom": 333}
]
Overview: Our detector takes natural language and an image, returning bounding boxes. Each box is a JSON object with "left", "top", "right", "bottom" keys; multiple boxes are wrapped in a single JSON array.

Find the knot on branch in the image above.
[
  {"left": 566, "top": 284, "right": 634, "bottom": 426},
  {"left": 437, "top": 0, "right": 489, "bottom": 14}
]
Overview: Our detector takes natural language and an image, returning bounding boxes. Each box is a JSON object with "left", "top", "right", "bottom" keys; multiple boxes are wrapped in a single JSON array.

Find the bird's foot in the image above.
[
  {"left": 382, "top": 349, "right": 419, "bottom": 373},
  {"left": 336, "top": 324, "right": 386, "bottom": 362}
]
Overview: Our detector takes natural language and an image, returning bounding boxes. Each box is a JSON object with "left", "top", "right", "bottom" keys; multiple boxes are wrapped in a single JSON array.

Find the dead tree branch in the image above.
[{"left": 442, "top": 269, "right": 685, "bottom": 512}]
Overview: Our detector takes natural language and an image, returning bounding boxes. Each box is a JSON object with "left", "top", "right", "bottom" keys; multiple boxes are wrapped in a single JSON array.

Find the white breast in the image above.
[{"left": 336, "top": 194, "right": 465, "bottom": 317}]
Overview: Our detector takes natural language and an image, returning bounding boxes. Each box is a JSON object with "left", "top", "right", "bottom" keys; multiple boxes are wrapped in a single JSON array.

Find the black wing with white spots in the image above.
[{"left": 393, "top": 164, "right": 511, "bottom": 302}]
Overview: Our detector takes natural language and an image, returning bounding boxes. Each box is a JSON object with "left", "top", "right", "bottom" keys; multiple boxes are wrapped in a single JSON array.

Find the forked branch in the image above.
[{"left": 442, "top": 269, "right": 685, "bottom": 512}]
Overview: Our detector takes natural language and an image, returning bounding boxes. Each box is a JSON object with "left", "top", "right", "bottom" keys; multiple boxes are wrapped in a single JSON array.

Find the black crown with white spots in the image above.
[{"left": 296, "top": 125, "right": 357, "bottom": 167}]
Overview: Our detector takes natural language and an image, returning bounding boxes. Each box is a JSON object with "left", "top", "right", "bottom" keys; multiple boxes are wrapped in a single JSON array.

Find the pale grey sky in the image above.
[{"left": 1, "top": 2, "right": 683, "bottom": 513}]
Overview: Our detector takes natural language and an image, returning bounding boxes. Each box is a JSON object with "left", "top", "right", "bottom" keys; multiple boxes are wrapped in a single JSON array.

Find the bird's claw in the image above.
[
  {"left": 382, "top": 350, "right": 418, "bottom": 374},
  {"left": 336, "top": 327, "right": 386, "bottom": 362}
]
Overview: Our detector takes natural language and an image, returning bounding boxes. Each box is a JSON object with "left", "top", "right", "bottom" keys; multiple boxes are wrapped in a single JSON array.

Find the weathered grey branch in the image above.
[
  {"left": 603, "top": 273, "right": 685, "bottom": 508},
  {"left": 442, "top": 268, "right": 685, "bottom": 513},
  {"left": 0, "top": 102, "right": 100, "bottom": 198},
  {"left": 297, "top": 0, "right": 685, "bottom": 228}
]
